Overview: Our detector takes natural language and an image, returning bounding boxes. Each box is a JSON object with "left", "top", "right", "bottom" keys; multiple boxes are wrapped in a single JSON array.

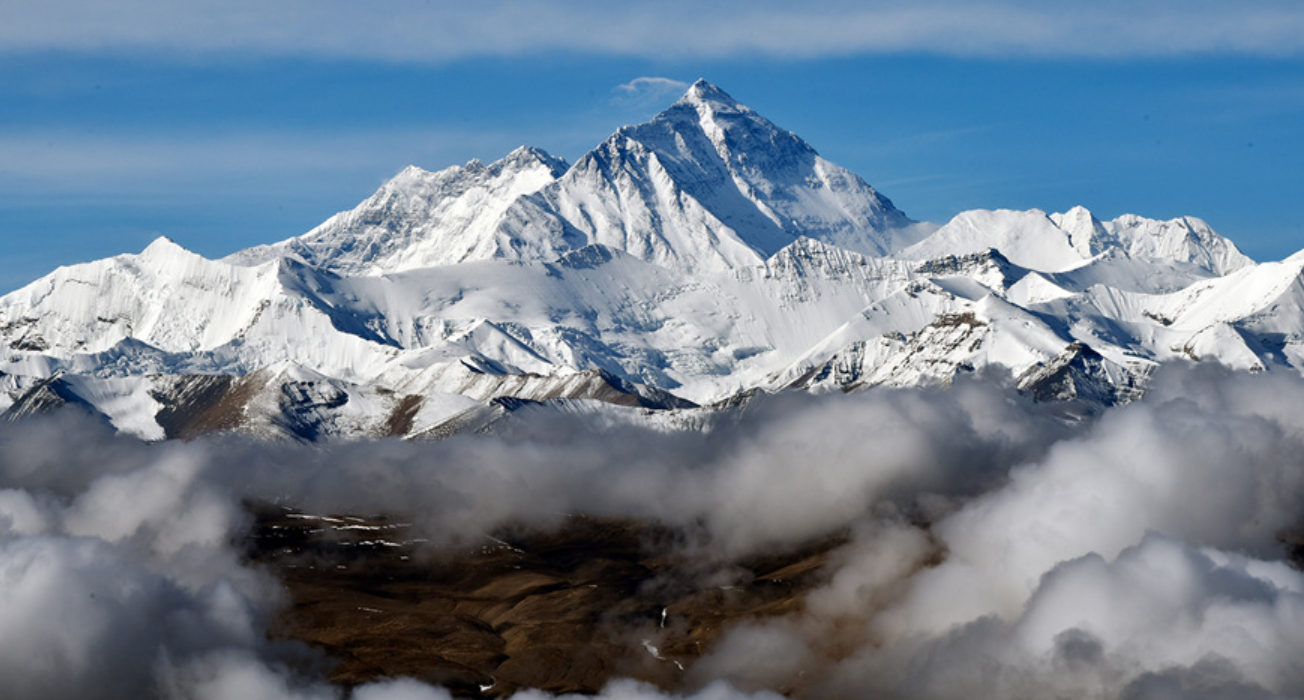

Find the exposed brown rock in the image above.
[
  {"left": 384, "top": 394, "right": 424, "bottom": 437},
  {"left": 246, "top": 507, "right": 840, "bottom": 696}
]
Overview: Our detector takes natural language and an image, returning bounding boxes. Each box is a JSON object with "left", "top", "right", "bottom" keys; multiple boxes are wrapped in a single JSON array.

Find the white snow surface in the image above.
[
  {"left": 903, "top": 205, "right": 1252, "bottom": 276},
  {"left": 0, "top": 80, "right": 1294, "bottom": 439},
  {"left": 229, "top": 146, "right": 570, "bottom": 274}
]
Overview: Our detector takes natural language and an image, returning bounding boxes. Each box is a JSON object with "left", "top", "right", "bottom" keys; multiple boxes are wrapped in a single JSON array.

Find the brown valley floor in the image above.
[{"left": 246, "top": 506, "right": 841, "bottom": 697}]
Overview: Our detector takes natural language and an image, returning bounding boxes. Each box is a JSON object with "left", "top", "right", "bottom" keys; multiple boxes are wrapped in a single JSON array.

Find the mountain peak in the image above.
[
  {"left": 507, "top": 145, "right": 548, "bottom": 160},
  {"left": 502, "top": 145, "right": 570, "bottom": 177},
  {"left": 677, "top": 79, "right": 748, "bottom": 113},
  {"left": 143, "top": 235, "right": 178, "bottom": 250},
  {"left": 537, "top": 79, "right": 913, "bottom": 265},
  {"left": 139, "top": 236, "right": 196, "bottom": 261}
]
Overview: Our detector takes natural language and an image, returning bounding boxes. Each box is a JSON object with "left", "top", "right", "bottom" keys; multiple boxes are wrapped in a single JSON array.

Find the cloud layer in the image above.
[
  {"left": 5, "top": 1, "right": 1304, "bottom": 60},
  {"left": 3, "top": 364, "right": 1304, "bottom": 698}
]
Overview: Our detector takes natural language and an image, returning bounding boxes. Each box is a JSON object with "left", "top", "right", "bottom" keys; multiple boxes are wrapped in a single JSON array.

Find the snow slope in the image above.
[
  {"left": 229, "top": 146, "right": 569, "bottom": 274},
  {"left": 903, "top": 205, "right": 1251, "bottom": 277}
]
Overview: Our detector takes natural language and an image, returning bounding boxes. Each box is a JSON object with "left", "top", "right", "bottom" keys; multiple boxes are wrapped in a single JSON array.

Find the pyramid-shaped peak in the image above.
[
  {"left": 142, "top": 235, "right": 181, "bottom": 252},
  {"left": 1052, "top": 206, "right": 1107, "bottom": 240},
  {"left": 139, "top": 236, "right": 196, "bottom": 260},
  {"left": 677, "top": 79, "right": 750, "bottom": 112}
]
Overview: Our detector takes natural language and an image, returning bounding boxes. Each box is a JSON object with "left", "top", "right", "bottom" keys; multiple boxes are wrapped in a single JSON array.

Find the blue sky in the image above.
[{"left": 2, "top": 1, "right": 1304, "bottom": 292}]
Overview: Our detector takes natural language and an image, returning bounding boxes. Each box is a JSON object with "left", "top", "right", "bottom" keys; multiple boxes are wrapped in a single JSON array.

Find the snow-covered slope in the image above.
[
  {"left": 229, "top": 146, "right": 569, "bottom": 274},
  {"left": 0, "top": 80, "right": 1295, "bottom": 440},
  {"left": 903, "top": 205, "right": 1251, "bottom": 277}
]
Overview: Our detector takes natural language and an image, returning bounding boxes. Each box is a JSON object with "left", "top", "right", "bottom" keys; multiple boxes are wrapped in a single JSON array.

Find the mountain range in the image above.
[{"left": 0, "top": 79, "right": 1293, "bottom": 441}]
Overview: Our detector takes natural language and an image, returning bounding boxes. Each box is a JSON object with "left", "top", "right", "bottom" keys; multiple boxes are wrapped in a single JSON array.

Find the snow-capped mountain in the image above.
[
  {"left": 232, "top": 81, "right": 919, "bottom": 277},
  {"left": 513, "top": 80, "right": 919, "bottom": 273},
  {"left": 0, "top": 80, "right": 1291, "bottom": 440}
]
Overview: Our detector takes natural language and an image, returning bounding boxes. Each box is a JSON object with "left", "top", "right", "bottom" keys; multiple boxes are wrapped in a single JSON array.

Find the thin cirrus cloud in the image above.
[
  {"left": 0, "top": 129, "right": 517, "bottom": 191},
  {"left": 3, "top": 0, "right": 1304, "bottom": 60}
]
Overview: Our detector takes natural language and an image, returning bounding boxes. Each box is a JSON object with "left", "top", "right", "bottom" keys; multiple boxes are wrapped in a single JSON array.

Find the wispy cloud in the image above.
[
  {"left": 4, "top": 1, "right": 1304, "bottom": 60},
  {"left": 615, "top": 77, "right": 689, "bottom": 95},
  {"left": 611, "top": 77, "right": 690, "bottom": 110}
]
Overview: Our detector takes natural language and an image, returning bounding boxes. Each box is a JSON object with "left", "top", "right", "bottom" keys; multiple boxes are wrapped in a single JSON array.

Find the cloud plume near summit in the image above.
[{"left": 3, "top": 364, "right": 1304, "bottom": 699}]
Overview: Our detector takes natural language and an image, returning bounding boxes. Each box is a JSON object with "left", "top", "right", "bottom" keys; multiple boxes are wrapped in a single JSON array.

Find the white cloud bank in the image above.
[
  {"left": 3, "top": 365, "right": 1304, "bottom": 698},
  {"left": 4, "top": 1, "right": 1304, "bottom": 60}
]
